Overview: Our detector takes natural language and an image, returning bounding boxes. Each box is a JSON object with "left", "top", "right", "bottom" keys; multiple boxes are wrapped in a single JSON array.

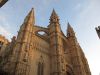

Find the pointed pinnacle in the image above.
[
  {"left": 67, "top": 22, "right": 75, "bottom": 34},
  {"left": 51, "top": 8, "right": 58, "bottom": 17},
  {"left": 67, "top": 22, "right": 72, "bottom": 29},
  {"left": 24, "top": 8, "right": 35, "bottom": 24},
  {"left": 52, "top": 8, "right": 56, "bottom": 14}
]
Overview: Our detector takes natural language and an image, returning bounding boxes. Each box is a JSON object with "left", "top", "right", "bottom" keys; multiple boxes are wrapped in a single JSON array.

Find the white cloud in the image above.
[
  {"left": 0, "top": 26, "right": 12, "bottom": 38},
  {"left": 0, "top": 13, "right": 12, "bottom": 41}
]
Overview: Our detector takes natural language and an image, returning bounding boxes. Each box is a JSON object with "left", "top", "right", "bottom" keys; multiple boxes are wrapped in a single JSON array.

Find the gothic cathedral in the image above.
[{"left": 0, "top": 8, "right": 91, "bottom": 75}]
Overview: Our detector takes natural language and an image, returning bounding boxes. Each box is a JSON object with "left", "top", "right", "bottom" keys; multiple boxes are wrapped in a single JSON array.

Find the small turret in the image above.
[{"left": 67, "top": 23, "right": 75, "bottom": 37}]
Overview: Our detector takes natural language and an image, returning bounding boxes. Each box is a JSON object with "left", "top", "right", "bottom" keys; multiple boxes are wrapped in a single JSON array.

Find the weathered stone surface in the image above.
[{"left": 0, "top": 8, "right": 91, "bottom": 75}]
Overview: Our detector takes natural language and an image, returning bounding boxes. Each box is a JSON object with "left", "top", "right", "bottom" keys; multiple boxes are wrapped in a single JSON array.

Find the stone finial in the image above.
[{"left": 49, "top": 9, "right": 59, "bottom": 23}]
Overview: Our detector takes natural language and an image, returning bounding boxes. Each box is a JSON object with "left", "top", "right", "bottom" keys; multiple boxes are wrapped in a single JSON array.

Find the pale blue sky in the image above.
[{"left": 0, "top": 0, "right": 100, "bottom": 75}]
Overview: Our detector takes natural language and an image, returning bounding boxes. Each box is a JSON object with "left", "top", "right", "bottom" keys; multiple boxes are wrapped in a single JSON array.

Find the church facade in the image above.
[{"left": 0, "top": 8, "right": 91, "bottom": 75}]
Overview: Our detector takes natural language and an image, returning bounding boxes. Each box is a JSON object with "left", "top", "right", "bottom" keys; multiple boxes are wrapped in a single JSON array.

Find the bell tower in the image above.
[{"left": 48, "top": 9, "right": 66, "bottom": 75}]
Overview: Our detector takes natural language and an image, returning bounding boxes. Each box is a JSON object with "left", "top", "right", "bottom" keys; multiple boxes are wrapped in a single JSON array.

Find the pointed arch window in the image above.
[{"left": 37, "top": 62, "right": 44, "bottom": 75}]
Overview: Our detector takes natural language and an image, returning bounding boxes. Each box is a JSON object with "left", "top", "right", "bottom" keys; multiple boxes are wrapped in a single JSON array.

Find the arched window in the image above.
[
  {"left": 37, "top": 62, "right": 44, "bottom": 75},
  {"left": 38, "top": 62, "right": 41, "bottom": 75}
]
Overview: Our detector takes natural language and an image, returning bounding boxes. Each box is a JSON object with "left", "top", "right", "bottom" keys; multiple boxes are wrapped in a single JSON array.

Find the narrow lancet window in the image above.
[{"left": 37, "top": 62, "right": 44, "bottom": 75}]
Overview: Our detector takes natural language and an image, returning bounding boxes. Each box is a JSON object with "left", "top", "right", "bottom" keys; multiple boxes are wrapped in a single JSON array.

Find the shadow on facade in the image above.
[{"left": 0, "top": 69, "right": 10, "bottom": 75}]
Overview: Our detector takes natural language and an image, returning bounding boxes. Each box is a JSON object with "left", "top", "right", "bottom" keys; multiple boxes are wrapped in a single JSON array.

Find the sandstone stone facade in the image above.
[
  {"left": 0, "top": 8, "right": 91, "bottom": 75},
  {"left": 0, "top": 35, "right": 9, "bottom": 55}
]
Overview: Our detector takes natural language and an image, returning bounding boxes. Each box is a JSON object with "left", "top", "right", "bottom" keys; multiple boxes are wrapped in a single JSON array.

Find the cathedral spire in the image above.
[
  {"left": 24, "top": 8, "right": 35, "bottom": 25},
  {"left": 17, "top": 8, "right": 35, "bottom": 42},
  {"left": 67, "top": 22, "right": 75, "bottom": 37},
  {"left": 51, "top": 9, "right": 58, "bottom": 18},
  {"left": 50, "top": 9, "right": 59, "bottom": 23}
]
